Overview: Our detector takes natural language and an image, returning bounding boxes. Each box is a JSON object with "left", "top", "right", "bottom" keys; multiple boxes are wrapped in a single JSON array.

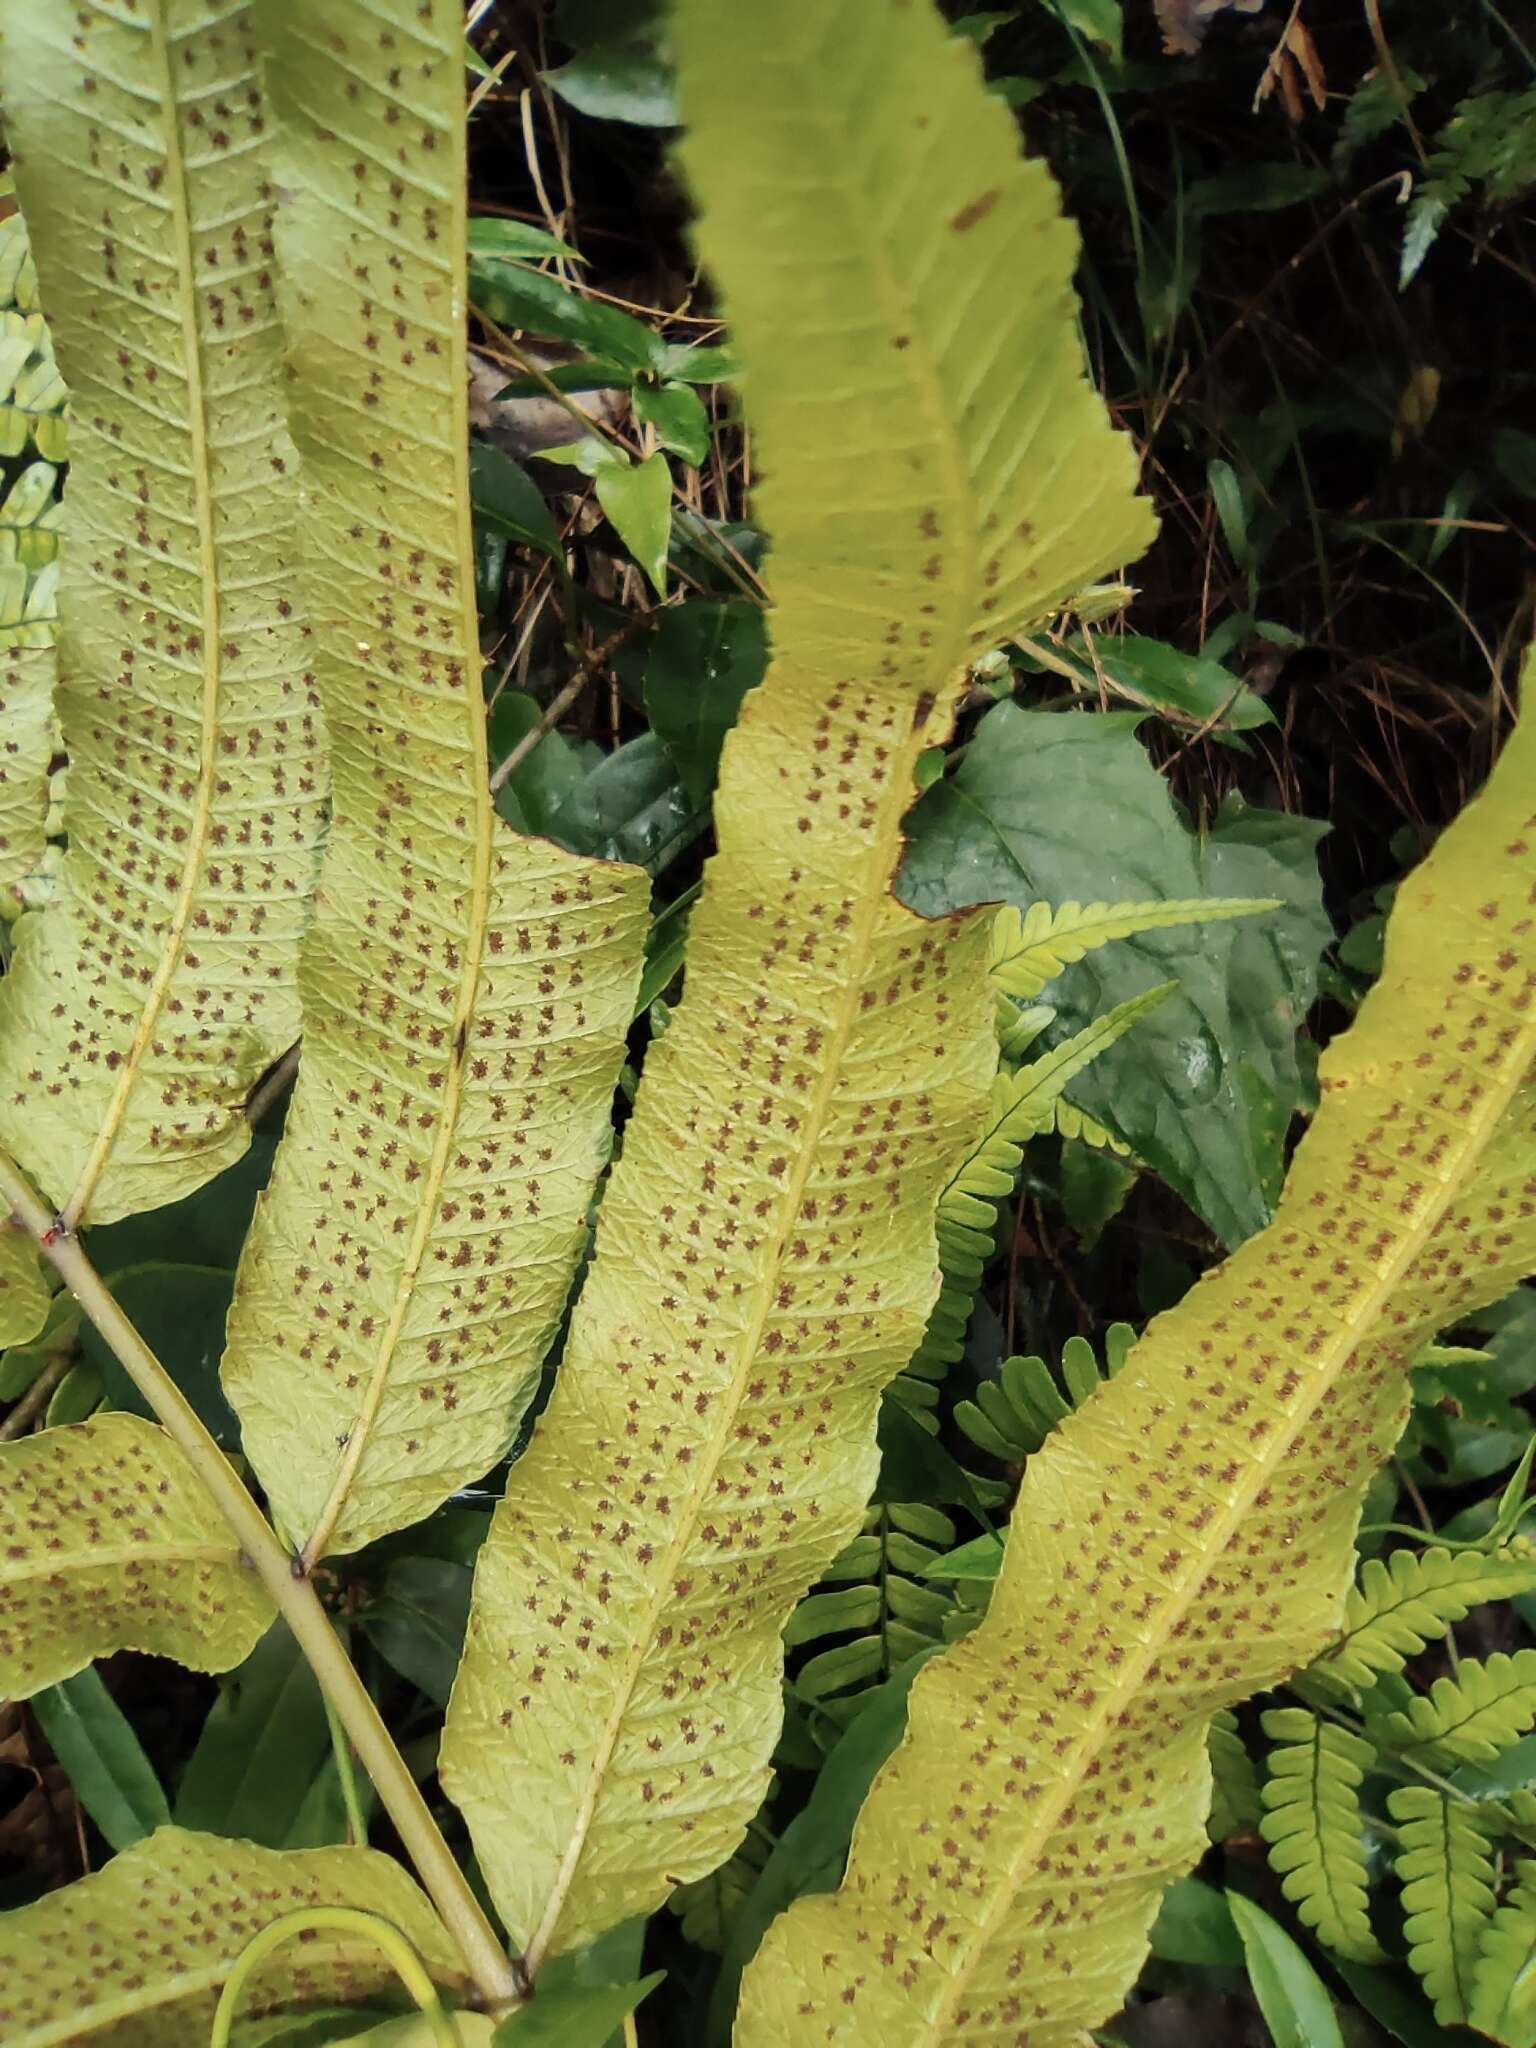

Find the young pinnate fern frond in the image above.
[
  {"left": 954, "top": 1325, "right": 1136, "bottom": 1465},
  {"left": 1258, "top": 1707, "right": 1384, "bottom": 1963},
  {"left": 1390, "top": 1785, "right": 1501, "bottom": 2026},
  {"left": 1376, "top": 1649, "right": 1536, "bottom": 1768},
  {"left": 989, "top": 894, "right": 1277, "bottom": 1001},
  {"left": 1305, "top": 1542, "right": 1536, "bottom": 1698}
]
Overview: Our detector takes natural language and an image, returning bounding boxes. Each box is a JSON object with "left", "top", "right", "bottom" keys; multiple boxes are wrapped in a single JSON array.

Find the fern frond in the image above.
[
  {"left": 0, "top": 1220, "right": 48, "bottom": 1347},
  {"left": 218, "top": 2, "right": 649, "bottom": 1561},
  {"left": 0, "top": 1, "right": 325, "bottom": 1226},
  {"left": 1470, "top": 1858, "right": 1536, "bottom": 2046},
  {"left": 906, "top": 991, "right": 1167, "bottom": 1393},
  {"left": 1378, "top": 1650, "right": 1536, "bottom": 1768},
  {"left": 989, "top": 896, "right": 1276, "bottom": 1001},
  {"left": 792, "top": 1505, "right": 958, "bottom": 1723},
  {"left": 1307, "top": 1542, "right": 1536, "bottom": 1697},
  {"left": 1208, "top": 1708, "right": 1261, "bottom": 1840},
  {"left": 0, "top": 1825, "right": 466, "bottom": 2046},
  {"left": 443, "top": 0, "right": 1153, "bottom": 1968},
  {"left": 955, "top": 1325, "right": 1135, "bottom": 1463},
  {"left": 0, "top": 1412, "right": 272, "bottom": 1697},
  {"left": 1390, "top": 1785, "right": 1500, "bottom": 2026},
  {"left": 1258, "top": 1706, "right": 1384, "bottom": 1963},
  {"left": 741, "top": 657, "right": 1536, "bottom": 2041}
]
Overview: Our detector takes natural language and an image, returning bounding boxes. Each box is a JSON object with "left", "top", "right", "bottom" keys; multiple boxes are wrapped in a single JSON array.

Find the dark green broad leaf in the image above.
[
  {"left": 1227, "top": 1892, "right": 1345, "bottom": 2048},
  {"left": 84, "top": 1264, "right": 242, "bottom": 1447},
  {"left": 615, "top": 599, "right": 766, "bottom": 807},
  {"left": 466, "top": 244, "right": 661, "bottom": 376},
  {"left": 703, "top": 1660, "right": 934, "bottom": 2048},
  {"left": 30, "top": 1668, "right": 169, "bottom": 1851},
  {"left": 235, "top": 2009, "right": 397, "bottom": 2048},
  {"left": 176, "top": 1623, "right": 351, "bottom": 1849},
  {"left": 1403, "top": 1283, "right": 1536, "bottom": 1489},
  {"left": 1200, "top": 796, "right": 1331, "bottom": 1207},
  {"left": 545, "top": 731, "right": 709, "bottom": 876},
  {"left": 546, "top": 49, "right": 677, "bottom": 126},
  {"left": 360, "top": 1558, "right": 473, "bottom": 1708},
  {"left": 900, "top": 706, "right": 1329, "bottom": 1245},
  {"left": 1051, "top": 632, "right": 1273, "bottom": 731},
  {"left": 1149, "top": 1876, "right": 1243, "bottom": 1968},
  {"left": 489, "top": 689, "right": 598, "bottom": 842},
  {"left": 495, "top": 1975, "right": 665, "bottom": 2045},
  {"left": 470, "top": 443, "right": 565, "bottom": 567}
]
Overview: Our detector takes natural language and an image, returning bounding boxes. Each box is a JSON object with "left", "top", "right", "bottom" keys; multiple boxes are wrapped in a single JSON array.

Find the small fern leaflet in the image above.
[
  {"left": 1258, "top": 1706, "right": 1384, "bottom": 1963},
  {"left": 1377, "top": 1649, "right": 1536, "bottom": 1767},
  {"left": 989, "top": 895, "right": 1276, "bottom": 1000},
  {"left": 1306, "top": 1542, "right": 1536, "bottom": 1697},
  {"left": 1391, "top": 1785, "right": 1500, "bottom": 2026},
  {"left": 1470, "top": 1858, "right": 1536, "bottom": 2047}
]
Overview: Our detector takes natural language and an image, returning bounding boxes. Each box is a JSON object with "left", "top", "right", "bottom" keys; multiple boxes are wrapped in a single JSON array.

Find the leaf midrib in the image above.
[{"left": 916, "top": 1001, "right": 1536, "bottom": 2041}]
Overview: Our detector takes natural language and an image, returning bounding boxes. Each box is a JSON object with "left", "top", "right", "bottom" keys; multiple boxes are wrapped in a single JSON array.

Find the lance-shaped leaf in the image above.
[
  {"left": 0, "top": 0, "right": 323, "bottom": 1227},
  {"left": 218, "top": 0, "right": 648, "bottom": 1563},
  {"left": 441, "top": 0, "right": 1154, "bottom": 1971},
  {"left": 738, "top": 672, "right": 1536, "bottom": 2044},
  {"left": 0, "top": 1221, "right": 49, "bottom": 1347},
  {"left": 0, "top": 1824, "right": 466, "bottom": 2046},
  {"left": 0, "top": 1411, "right": 272, "bottom": 1698}
]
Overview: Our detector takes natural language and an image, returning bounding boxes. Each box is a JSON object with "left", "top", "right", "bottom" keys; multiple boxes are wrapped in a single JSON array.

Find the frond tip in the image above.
[
  {"left": 989, "top": 894, "right": 1278, "bottom": 1000},
  {"left": 1306, "top": 1542, "right": 1536, "bottom": 1697}
]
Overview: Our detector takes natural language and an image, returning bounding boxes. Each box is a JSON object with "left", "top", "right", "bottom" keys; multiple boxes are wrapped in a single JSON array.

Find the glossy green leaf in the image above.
[
  {"left": 1147, "top": 1877, "right": 1242, "bottom": 1968},
  {"left": 620, "top": 599, "right": 767, "bottom": 806},
  {"left": 634, "top": 381, "right": 710, "bottom": 464},
  {"left": 1227, "top": 1891, "right": 1346, "bottom": 2048},
  {"left": 902, "top": 705, "right": 1328, "bottom": 1244},
  {"left": 547, "top": 49, "right": 678, "bottom": 126},
  {"left": 594, "top": 450, "right": 672, "bottom": 595},
  {"left": 175, "top": 1624, "right": 348, "bottom": 1851},
  {"left": 494, "top": 1975, "right": 664, "bottom": 2045},
  {"left": 83, "top": 1264, "right": 241, "bottom": 1449},
  {"left": 471, "top": 443, "right": 566, "bottom": 566},
  {"left": 360, "top": 1558, "right": 473, "bottom": 1708},
  {"left": 29, "top": 1665, "right": 169, "bottom": 1851}
]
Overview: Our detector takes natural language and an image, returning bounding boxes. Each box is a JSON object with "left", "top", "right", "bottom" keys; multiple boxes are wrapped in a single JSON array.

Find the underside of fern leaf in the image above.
[
  {"left": 739, "top": 663, "right": 1536, "bottom": 2044},
  {"left": 0, "top": 1412, "right": 272, "bottom": 1697},
  {"left": 217, "top": 0, "right": 649, "bottom": 1561},
  {"left": 0, "top": 0, "right": 324, "bottom": 1226},
  {"left": 441, "top": 0, "right": 1155, "bottom": 1972},
  {"left": 0, "top": 1825, "right": 465, "bottom": 2047}
]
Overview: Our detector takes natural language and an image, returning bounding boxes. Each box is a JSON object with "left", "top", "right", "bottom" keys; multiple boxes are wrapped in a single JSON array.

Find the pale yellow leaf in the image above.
[
  {"left": 443, "top": 0, "right": 1154, "bottom": 1971},
  {"left": 0, "top": 0, "right": 324, "bottom": 1226},
  {"left": 0, "top": 1825, "right": 466, "bottom": 2047},
  {"left": 219, "top": 0, "right": 648, "bottom": 1562},
  {"left": 0, "top": 1411, "right": 272, "bottom": 1698}
]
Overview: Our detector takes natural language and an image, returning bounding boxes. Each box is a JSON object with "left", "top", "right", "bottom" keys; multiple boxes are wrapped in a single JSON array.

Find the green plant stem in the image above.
[
  {"left": 209, "top": 1907, "right": 460, "bottom": 2048},
  {"left": 0, "top": 1144, "right": 521, "bottom": 2016}
]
